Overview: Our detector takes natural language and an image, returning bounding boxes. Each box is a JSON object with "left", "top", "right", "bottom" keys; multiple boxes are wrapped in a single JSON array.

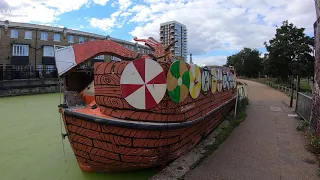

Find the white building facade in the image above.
[{"left": 160, "top": 21, "right": 188, "bottom": 60}]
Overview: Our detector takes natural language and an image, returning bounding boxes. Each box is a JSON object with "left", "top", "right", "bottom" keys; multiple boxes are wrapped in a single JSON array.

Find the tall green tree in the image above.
[
  {"left": 226, "top": 47, "right": 262, "bottom": 78},
  {"left": 264, "top": 20, "right": 314, "bottom": 80}
]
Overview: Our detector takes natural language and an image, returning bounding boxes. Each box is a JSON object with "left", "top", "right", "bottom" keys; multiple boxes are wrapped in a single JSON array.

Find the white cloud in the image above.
[
  {"left": 126, "top": 0, "right": 316, "bottom": 56},
  {"left": 193, "top": 56, "right": 228, "bottom": 67},
  {"left": 92, "top": 0, "right": 109, "bottom": 6},
  {"left": 118, "top": 0, "right": 132, "bottom": 10},
  {"left": 120, "top": 12, "right": 132, "bottom": 17},
  {"left": 88, "top": 0, "right": 133, "bottom": 31},
  {"left": 1, "top": 0, "right": 316, "bottom": 64},
  {"left": 89, "top": 17, "right": 117, "bottom": 31},
  {"left": 38, "top": 0, "right": 90, "bottom": 14},
  {"left": 0, "top": 0, "right": 111, "bottom": 23}
]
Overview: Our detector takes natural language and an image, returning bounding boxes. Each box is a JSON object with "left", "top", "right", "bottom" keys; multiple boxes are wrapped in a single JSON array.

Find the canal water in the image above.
[{"left": 0, "top": 93, "right": 158, "bottom": 180}]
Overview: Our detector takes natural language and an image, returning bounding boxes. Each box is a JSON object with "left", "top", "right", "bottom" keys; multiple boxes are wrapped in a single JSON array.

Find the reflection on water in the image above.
[{"left": 0, "top": 93, "right": 159, "bottom": 180}]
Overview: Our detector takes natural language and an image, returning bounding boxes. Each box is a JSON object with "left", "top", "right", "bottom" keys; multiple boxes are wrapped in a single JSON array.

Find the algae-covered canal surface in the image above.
[{"left": 0, "top": 93, "right": 158, "bottom": 180}]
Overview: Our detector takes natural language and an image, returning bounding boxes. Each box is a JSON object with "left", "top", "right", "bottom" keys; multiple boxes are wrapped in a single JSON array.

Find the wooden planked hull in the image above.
[
  {"left": 93, "top": 61, "right": 236, "bottom": 123},
  {"left": 55, "top": 38, "right": 238, "bottom": 173},
  {"left": 62, "top": 97, "right": 235, "bottom": 172}
]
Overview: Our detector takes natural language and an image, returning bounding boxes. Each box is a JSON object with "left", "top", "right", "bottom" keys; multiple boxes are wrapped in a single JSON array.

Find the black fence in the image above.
[{"left": 0, "top": 68, "right": 58, "bottom": 80}]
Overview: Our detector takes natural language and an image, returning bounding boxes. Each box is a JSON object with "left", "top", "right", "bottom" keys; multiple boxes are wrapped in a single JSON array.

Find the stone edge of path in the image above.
[{"left": 148, "top": 120, "right": 230, "bottom": 180}]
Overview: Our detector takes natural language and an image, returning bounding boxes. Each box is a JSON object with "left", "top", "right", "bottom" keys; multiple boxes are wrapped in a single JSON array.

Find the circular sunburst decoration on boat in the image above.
[
  {"left": 167, "top": 60, "right": 190, "bottom": 103},
  {"left": 120, "top": 58, "right": 167, "bottom": 109},
  {"left": 201, "top": 66, "right": 211, "bottom": 95},
  {"left": 217, "top": 68, "right": 223, "bottom": 92},
  {"left": 189, "top": 64, "right": 201, "bottom": 99},
  {"left": 211, "top": 67, "right": 218, "bottom": 94}
]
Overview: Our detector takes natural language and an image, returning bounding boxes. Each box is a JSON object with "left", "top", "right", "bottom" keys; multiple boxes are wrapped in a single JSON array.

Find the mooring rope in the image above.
[{"left": 59, "top": 78, "right": 67, "bottom": 162}]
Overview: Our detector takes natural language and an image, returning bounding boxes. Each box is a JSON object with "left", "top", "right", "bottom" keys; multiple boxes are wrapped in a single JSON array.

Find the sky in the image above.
[{"left": 0, "top": 0, "right": 317, "bottom": 66}]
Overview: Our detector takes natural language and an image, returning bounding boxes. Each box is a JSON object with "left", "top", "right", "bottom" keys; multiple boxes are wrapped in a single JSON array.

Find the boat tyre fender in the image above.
[{"left": 90, "top": 104, "right": 98, "bottom": 109}]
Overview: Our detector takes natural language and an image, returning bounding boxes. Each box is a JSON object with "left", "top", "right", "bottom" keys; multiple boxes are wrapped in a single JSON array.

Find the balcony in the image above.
[
  {"left": 42, "top": 57, "right": 55, "bottom": 65},
  {"left": 11, "top": 56, "right": 29, "bottom": 65}
]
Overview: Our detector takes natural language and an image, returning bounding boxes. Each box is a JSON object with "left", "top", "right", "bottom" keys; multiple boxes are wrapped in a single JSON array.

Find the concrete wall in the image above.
[
  {"left": 313, "top": 0, "right": 320, "bottom": 136},
  {"left": 0, "top": 86, "right": 60, "bottom": 97},
  {"left": 0, "top": 78, "right": 60, "bottom": 97},
  {"left": 0, "top": 78, "right": 58, "bottom": 89}
]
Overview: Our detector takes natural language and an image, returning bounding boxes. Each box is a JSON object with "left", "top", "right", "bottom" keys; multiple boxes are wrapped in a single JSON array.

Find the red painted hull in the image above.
[
  {"left": 62, "top": 96, "right": 235, "bottom": 172},
  {"left": 55, "top": 38, "right": 238, "bottom": 172},
  {"left": 60, "top": 60, "right": 236, "bottom": 172}
]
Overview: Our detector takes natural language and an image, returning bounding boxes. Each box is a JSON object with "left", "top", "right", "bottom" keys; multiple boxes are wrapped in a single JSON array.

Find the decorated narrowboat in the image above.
[{"left": 55, "top": 37, "right": 237, "bottom": 172}]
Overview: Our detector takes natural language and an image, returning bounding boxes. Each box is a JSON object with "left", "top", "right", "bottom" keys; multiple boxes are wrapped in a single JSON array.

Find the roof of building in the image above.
[
  {"left": 0, "top": 20, "right": 150, "bottom": 49},
  {"left": 160, "top": 20, "right": 187, "bottom": 27}
]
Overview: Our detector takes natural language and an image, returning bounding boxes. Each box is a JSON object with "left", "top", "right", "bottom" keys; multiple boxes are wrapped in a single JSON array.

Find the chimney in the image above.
[{"left": 189, "top": 53, "right": 193, "bottom": 64}]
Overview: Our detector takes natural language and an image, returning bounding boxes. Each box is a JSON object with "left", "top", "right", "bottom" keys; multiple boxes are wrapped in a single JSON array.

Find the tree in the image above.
[
  {"left": 264, "top": 20, "right": 314, "bottom": 80},
  {"left": 226, "top": 47, "right": 262, "bottom": 78}
]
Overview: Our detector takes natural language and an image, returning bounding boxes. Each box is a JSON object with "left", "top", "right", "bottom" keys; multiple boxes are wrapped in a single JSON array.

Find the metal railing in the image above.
[
  {"left": 237, "top": 84, "right": 248, "bottom": 101},
  {"left": 295, "top": 92, "right": 313, "bottom": 123},
  {"left": 264, "top": 81, "right": 297, "bottom": 99}
]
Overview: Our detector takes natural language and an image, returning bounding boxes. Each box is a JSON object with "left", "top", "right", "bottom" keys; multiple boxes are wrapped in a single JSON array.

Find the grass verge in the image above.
[
  {"left": 247, "top": 77, "right": 312, "bottom": 93},
  {"left": 296, "top": 121, "right": 320, "bottom": 176},
  {"left": 190, "top": 98, "right": 249, "bottom": 170}
]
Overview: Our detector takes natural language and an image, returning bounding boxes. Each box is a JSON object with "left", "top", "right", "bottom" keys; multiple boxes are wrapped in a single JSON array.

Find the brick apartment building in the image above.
[{"left": 0, "top": 20, "right": 152, "bottom": 80}]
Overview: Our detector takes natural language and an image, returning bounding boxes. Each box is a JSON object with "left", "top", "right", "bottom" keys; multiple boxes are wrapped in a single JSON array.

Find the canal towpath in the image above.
[{"left": 184, "top": 80, "right": 318, "bottom": 180}]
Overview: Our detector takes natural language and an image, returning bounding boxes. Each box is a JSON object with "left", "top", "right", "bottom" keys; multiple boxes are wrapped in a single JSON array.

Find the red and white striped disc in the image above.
[{"left": 120, "top": 58, "right": 167, "bottom": 109}]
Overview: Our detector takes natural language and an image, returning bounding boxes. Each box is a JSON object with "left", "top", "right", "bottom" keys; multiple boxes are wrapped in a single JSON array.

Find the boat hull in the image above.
[{"left": 62, "top": 97, "right": 235, "bottom": 172}]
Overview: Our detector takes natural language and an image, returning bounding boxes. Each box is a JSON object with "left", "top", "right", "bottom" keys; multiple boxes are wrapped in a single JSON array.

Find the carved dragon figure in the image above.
[{"left": 133, "top": 37, "right": 177, "bottom": 62}]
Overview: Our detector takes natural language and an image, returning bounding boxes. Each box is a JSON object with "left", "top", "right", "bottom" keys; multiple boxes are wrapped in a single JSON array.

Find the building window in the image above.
[
  {"left": 40, "top": 32, "right": 48, "bottom": 40},
  {"left": 94, "top": 55, "right": 104, "bottom": 60},
  {"left": 11, "top": 29, "right": 18, "bottom": 38},
  {"left": 24, "top": 31, "right": 32, "bottom": 39},
  {"left": 112, "top": 56, "right": 121, "bottom": 61},
  {"left": 78, "top": 36, "right": 85, "bottom": 44},
  {"left": 12, "top": 44, "right": 29, "bottom": 56},
  {"left": 90, "top": 38, "right": 96, "bottom": 41},
  {"left": 43, "top": 46, "right": 54, "bottom": 57},
  {"left": 53, "top": 33, "right": 60, "bottom": 41},
  {"left": 54, "top": 45, "right": 67, "bottom": 50},
  {"left": 68, "top": 35, "right": 74, "bottom": 43}
]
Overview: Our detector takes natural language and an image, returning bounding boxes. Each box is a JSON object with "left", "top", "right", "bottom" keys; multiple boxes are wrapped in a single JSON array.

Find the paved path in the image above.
[{"left": 185, "top": 80, "right": 318, "bottom": 180}]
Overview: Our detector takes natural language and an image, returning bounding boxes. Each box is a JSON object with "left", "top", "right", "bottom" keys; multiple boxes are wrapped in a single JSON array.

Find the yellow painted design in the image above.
[
  {"left": 217, "top": 68, "right": 223, "bottom": 92},
  {"left": 211, "top": 68, "right": 218, "bottom": 94},
  {"left": 179, "top": 61, "right": 188, "bottom": 77},
  {"left": 167, "top": 71, "right": 177, "bottom": 91},
  {"left": 189, "top": 64, "right": 201, "bottom": 99},
  {"left": 180, "top": 84, "right": 189, "bottom": 101}
]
